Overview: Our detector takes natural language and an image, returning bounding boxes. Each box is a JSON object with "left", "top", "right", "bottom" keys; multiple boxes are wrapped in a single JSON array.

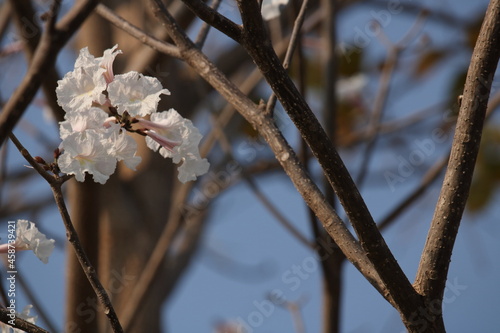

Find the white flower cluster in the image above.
[
  {"left": 0, "top": 220, "right": 55, "bottom": 264},
  {"left": 56, "top": 46, "right": 209, "bottom": 184},
  {"left": 0, "top": 305, "right": 37, "bottom": 333},
  {"left": 261, "top": 0, "right": 290, "bottom": 20}
]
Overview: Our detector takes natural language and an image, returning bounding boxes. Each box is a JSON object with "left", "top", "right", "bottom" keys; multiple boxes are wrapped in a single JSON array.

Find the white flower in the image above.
[
  {"left": 15, "top": 220, "right": 55, "bottom": 264},
  {"left": 58, "top": 131, "right": 117, "bottom": 184},
  {"left": 261, "top": 0, "right": 290, "bottom": 20},
  {"left": 59, "top": 107, "right": 110, "bottom": 140},
  {"left": 74, "top": 47, "right": 99, "bottom": 70},
  {"left": 56, "top": 45, "right": 209, "bottom": 184},
  {"left": 138, "top": 109, "right": 209, "bottom": 183},
  {"left": 0, "top": 220, "right": 55, "bottom": 264},
  {"left": 107, "top": 71, "right": 170, "bottom": 117},
  {"left": 56, "top": 66, "right": 107, "bottom": 113},
  {"left": 107, "top": 131, "right": 142, "bottom": 170},
  {"left": 177, "top": 155, "right": 210, "bottom": 183},
  {"left": 56, "top": 46, "right": 123, "bottom": 114}
]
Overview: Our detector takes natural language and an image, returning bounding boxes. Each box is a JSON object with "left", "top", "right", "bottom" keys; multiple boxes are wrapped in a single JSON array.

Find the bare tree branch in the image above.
[
  {"left": 8, "top": 0, "right": 65, "bottom": 122},
  {"left": 265, "top": 0, "right": 310, "bottom": 115},
  {"left": 415, "top": 0, "right": 500, "bottom": 304},
  {"left": 194, "top": 0, "right": 223, "bottom": 48},
  {"left": 9, "top": 134, "right": 123, "bottom": 333},
  {"left": 95, "top": 4, "right": 181, "bottom": 59},
  {"left": 180, "top": 0, "right": 243, "bottom": 43},
  {"left": 149, "top": 0, "right": 395, "bottom": 307},
  {"left": 0, "top": 308, "right": 49, "bottom": 333},
  {"left": 235, "top": 0, "right": 423, "bottom": 321}
]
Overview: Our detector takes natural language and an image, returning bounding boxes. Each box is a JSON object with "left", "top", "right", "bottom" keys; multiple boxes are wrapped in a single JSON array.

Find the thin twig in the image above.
[
  {"left": 0, "top": 2, "right": 12, "bottom": 43},
  {"left": 356, "top": 12, "right": 427, "bottom": 187},
  {"left": 95, "top": 4, "right": 181, "bottom": 59},
  {"left": 9, "top": 134, "right": 123, "bottom": 333},
  {"left": 194, "top": 0, "right": 222, "bottom": 48},
  {"left": 50, "top": 185, "right": 123, "bottom": 333},
  {"left": 8, "top": 134, "right": 54, "bottom": 184},
  {"left": 180, "top": 0, "right": 243, "bottom": 43},
  {"left": 379, "top": 155, "right": 448, "bottom": 230},
  {"left": 265, "top": 0, "right": 310, "bottom": 115},
  {"left": 243, "top": 175, "right": 315, "bottom": 249}
]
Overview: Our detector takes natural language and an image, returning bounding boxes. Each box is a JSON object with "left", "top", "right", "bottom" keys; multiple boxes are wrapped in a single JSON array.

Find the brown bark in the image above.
[{"left": 414, "top": 0, "right": 500, "bottom": 313}]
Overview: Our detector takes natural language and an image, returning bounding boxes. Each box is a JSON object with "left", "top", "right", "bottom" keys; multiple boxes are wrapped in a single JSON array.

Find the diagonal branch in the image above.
[
  {"left": 149, "top": 0, "right": 394, "bottom": 306},
  {"left": 194, "top": 0, "right": 223, "bottom": 48},
  {"left": 180, "top": 0, "right": 243, "bottom": 42},
  {"left": 415, "top": 0, "right": 500, "bottom": 302},
  {"left": 235, "top": 0, "right": 422, "bottom": 319},
  {"left": 0, "top": 308, "right": 48, "bottom": 333},
  {"left": 8, "top": 0, "right": 65, "bottom": 122},
  {"left": 9, "top": 134, "right": 123, "bottom": 333},
  {"left": 95, "top": 4, "right": 181, "bottom": 59}
]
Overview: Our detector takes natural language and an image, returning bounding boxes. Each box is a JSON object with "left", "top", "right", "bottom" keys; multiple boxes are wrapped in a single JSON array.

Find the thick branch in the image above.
[
  {"left": 180, "top": 0, "right": 243, "bottom": 42},
  {"left": 149, "top": 0, "right": 393, "bottom": 305},
  {"left": 235, "top": 0, "right": 422, "bottom": 319},
  {"left": 0, "top": 0, "right": 99, "bottom": 147},
  {"left": 415, "top": 0, "right": 500, "bottom": 302}
]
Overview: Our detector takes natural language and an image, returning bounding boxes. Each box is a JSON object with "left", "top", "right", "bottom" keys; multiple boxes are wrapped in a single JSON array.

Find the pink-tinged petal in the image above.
[
  {"left": 142, "top": 109, "right": 210, "bottom": 182},
  {"left": 99, "top": 45, "right": 122, "bottom": 84}
]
